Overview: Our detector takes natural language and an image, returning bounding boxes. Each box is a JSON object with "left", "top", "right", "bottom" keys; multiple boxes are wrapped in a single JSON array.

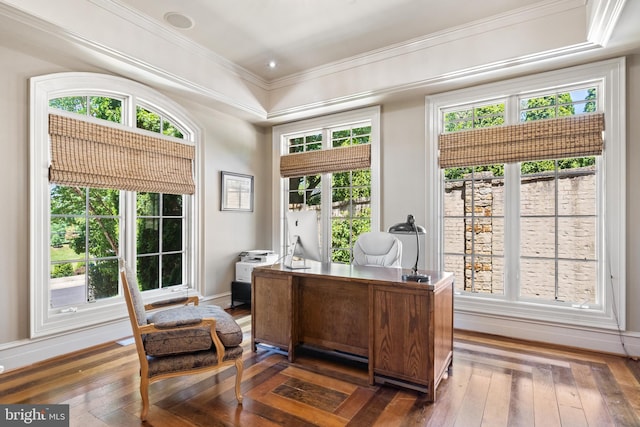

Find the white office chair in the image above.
[{"left": 352, "top": 231, "right": 403, "bottom": 267}]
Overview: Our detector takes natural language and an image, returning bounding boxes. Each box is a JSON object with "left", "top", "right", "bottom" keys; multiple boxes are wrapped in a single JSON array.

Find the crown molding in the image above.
[
  {"left": 266, "top": 41, "right": 601, "bottom": 122},
  {"left": 267, "top": 0, "right": 587, "bottom": 90},
  {"left": 587, "top": 0, "right": 627, "bottom": 46},
  {"left": 88, "top": 0, "right": 270, "bottom": 90}
]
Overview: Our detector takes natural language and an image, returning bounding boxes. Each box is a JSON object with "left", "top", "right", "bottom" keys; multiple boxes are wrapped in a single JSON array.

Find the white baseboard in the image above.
[
  {"left": 455, "top": 310, "right": 640, "bottom": 358},
  {"left": 0, "top": 319, "right": 132, "bottom": 372},
  {"left": 0, "top": 294, "right": 233, "bottom": 373}
]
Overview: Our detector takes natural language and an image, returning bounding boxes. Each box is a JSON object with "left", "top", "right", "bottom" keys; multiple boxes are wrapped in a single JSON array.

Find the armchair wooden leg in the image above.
[
  {"left": 234, "top": 358, "right": 244, "bottom": 404},
  {"left": 140, "top": 378, "right": 150, "bottom": 420}
]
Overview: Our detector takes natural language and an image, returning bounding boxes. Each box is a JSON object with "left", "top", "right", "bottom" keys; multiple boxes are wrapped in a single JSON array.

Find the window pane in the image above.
[
  {"left": 163, "top": 218, "right": 183, "bottom": 252},
  {"left": 305, "top": 134, "right": 322, "bottom": 151},
  {"left": 50, "top": 261, "right": 85, "bottom": 307},
  {"left": 49, "top": 183, "right": 121, "bottom": 308},
  {"left": 558, "top": 217, "right": 596, "bottom": 260},
  {"left": 444, "top": 165, "right": 504, "bottom": 295},
  {"left": 491, "top": 218, "right": 504, "bottom": 256},
  {"left": 50, "top": 217, "right": 82, "bottom": 259},
  {"left": 521, "top": 163, "right": 556, "bottom": 215},
  {"left": 51, "top": 185, "right": 85, "bottom": 215},
  {"left": 88, "top": 188, "right": 119, "bottom": 216},
  {"left": 444, "top": 109, "right": 473, "bottom": 132},
  {"left": 88, "top": 259, "right": 119, "bottom": 300},
  {"left": 162, "top": 253, "right": 183, "bottom": 287},
  {"left": 137, "top": 219, "right": 160, "bottom": 254},
  {"left": 138, "top": 193, "right": 160, "bottom": 216},
  {"left": 331, "top": 249, "right": 350, "bottom": 264},
  {"left": 162, "top": 119, "right": 184, "bottom": 138},
  {"left": 331, "top": 168, "right": 371, "bottom": 264},
  {"left": 163, "top": 194, "right": 183, "bottom": 216},
  {"left": 49, "top": 96, "right": 87, "bottom": 115},
  {"left": 520, "top": 218, "right": 555, "bottom": 258},
  {"left": 136, "top": 106, "right": 161, "bottom": 132},
  {"left": 331, "top": 218, "right": 352, "bottom": 264},
  {"left": 558, "top": 260, "right": 597, "bottom": 304},
  {"left": 520, "top": 259, "right": 556, "bottom": 300},
  {"left": 471, "top": 255, "right": 504, "bottom": 294},
  {"left": 289, "top": 176, "right": 321, "bottom": 207},
  {"left": 88, "top": 218, "right": 119, "bottom": 257},
  {"left": 287, "top": 133, "right": 322, "bottom": 153},
  {"left": 332, "top": 172, "right": 352, "bottom": 206},
  {"left": 558, "top": 160, "right": 596, "bottom": 216},
  {"left": 89, "top": 96, "right": 122, "bottom": 123},
  {"left": 331, "top": 125, "right": 371, "bottom": 147},
  {"left": 288, "top": 136, "right": 304, "bottom": 153},
  {"left": 474, "top": 104, "right": 504, "bottom": 127},
  {"left": 445, "top": 254, "right": 465, "bottom": 293},
  {"left": 519, "top": 87, "right": 597, "bottom": 123},
  {"left": 444, "top": 218, "right": 464, "bottom": 254},
  {"left": 137, "top": 256, "right": 159, "bottom": 291}
]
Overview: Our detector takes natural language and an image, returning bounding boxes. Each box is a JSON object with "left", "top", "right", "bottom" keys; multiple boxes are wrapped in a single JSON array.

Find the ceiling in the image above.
[
  {"left": 1, "top": 0, "right": 639, "bottom": 122},
  {"left": 118, "top": 0, "right": 537, "bottom": 81}
]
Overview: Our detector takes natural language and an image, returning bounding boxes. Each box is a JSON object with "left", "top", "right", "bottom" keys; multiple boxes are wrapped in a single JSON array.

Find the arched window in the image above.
[{"left": 30, "top": 73, "right": 201, "bottom": 337}]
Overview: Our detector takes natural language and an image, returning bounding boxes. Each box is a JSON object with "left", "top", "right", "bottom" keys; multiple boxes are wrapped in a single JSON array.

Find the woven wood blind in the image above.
[
  {"left": 438, "top": 113, "right": 605, "bottom": 169},
  {"left": 280, "top": 144, "right": 371, "bottom": 177},
  {"left": 49, "top": 113, "right": 195, "bottom": 195}
]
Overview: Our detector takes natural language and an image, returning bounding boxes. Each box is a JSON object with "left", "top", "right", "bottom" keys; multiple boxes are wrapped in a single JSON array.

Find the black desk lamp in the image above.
[{"left": 388, "top": 214, "right": 430, "bottom": 282}]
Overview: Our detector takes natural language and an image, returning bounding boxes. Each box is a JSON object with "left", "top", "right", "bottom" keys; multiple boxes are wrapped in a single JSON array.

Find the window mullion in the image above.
[
  {"left": 504, "top": 95, "right": 520, "bottom": 302},
  {"left": 321, "top": 128, "right": 332, "bottom": 263},
  {"left": 124, "top": 191, "right": 137, "bottom": 272},
  {"left": 504, "top": 163, "right": 520, "bottom": 301}
]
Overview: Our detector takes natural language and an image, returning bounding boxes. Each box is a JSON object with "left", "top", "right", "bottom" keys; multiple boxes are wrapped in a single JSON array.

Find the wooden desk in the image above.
[{"left": 251, "top": 262, "right": 454, "bottom": 401}]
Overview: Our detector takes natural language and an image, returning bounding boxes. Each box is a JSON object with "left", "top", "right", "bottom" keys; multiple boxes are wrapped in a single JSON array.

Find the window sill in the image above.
[{"left": 454, "top": 293, "right": 622, "bottom": 331}]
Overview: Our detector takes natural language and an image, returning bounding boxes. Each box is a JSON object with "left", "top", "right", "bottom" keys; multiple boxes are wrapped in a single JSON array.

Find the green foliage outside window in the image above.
[
  {"left": 50, "top": 185, "right": 120, "bottom": 300},
  {"left": 136, "top": 106, "right": 184, "bottom": 138},
  {"left": 136, "top": 193, "right": 183, "bottom": 291}
]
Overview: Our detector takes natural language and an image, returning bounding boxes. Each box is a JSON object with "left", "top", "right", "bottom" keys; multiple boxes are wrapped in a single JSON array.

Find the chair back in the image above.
[
  {"left": 352, "top": 232, "right": 402, "bottom": 267},
  {"left": 119, "top": 259, "right": 147, "bottom": 326}
]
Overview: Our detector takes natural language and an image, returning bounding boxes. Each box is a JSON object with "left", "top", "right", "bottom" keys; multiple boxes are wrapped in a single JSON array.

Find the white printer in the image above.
[
  {"left": 239, "top": 250, "right": 279, "bottom": 263},
  {"left": 235, "top": 250, "right": 279, "bottom": 283}
]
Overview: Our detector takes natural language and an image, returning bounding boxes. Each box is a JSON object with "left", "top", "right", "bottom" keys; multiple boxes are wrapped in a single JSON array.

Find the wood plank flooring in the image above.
[{"left": 1, "top": 307, "right": 639, "bottom": 426}]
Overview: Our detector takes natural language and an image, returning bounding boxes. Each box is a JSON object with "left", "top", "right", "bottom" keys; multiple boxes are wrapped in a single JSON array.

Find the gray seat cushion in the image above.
[{"left": 144, "top": 305, "right": 243, "bottom": 357}]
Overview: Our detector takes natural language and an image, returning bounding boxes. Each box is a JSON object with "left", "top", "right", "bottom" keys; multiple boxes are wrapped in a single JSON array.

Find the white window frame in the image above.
[
  {"left": 426, "top": 58, "right": 625, "bottom": 330},
  {"left": 30, "top": 72, "right": 202, "bottom": 338},
  {"left": 271, "top": 106, "right": 380, "bottom": 260}
]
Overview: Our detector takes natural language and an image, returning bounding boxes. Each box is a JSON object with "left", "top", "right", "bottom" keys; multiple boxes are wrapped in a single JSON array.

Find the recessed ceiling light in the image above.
[
  {"left": 164, "top": 12, "right": 194, "bottom": 30},
  {"left": 268, "top": 60, "right": 277, "bottom": 69}
]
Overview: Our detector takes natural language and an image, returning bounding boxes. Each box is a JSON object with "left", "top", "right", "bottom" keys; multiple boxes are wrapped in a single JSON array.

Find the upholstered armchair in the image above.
[
  {"left": 119, "top": 259, "right": 243, "bottom": 421},
  {"left": 352, "top": 231, "right": 403, "bottom": 267}
]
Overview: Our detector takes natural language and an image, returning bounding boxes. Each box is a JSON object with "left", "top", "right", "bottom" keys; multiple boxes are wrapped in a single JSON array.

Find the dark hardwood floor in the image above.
[{"left": 1, "top": 306, "right": 639, "bottom": 426}]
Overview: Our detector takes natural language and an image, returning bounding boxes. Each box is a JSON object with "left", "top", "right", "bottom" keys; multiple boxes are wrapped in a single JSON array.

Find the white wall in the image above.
[
  {"left": 173, "top": 96, "right": 272, "bottom": 300},
  {"left": 0, "top": 44, "right": 69, "bottom": 344},
  {"left": 625, "top": 54, "right": 640, "bottom": 333}
]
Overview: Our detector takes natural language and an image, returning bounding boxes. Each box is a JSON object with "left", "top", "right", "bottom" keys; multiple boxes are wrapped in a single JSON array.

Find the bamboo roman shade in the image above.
[
  {"left": 438, "top": 113, "right": 605, "bottom": 169},
  {"left": 280, "top": 144, "right": 371, "bottom": 177},
  {"left": 49, "top": 113, "right": 195, "bottom": 195}
]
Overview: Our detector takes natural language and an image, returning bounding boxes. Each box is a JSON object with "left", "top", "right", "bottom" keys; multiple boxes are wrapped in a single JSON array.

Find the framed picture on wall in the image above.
[{"left": 221, "top": 171, "right": 254, "bottom": 212}]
